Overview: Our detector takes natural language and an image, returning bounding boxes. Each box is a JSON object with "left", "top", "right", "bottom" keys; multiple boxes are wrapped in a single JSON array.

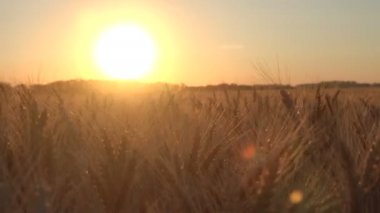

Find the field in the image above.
[{"left": 0, "top": 81, "right": 380, "bottom": 212}]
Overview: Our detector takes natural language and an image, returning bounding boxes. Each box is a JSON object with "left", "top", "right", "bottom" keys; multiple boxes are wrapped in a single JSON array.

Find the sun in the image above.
[{"left": 93, "top": 23, "right": 157, "bottom": 80}]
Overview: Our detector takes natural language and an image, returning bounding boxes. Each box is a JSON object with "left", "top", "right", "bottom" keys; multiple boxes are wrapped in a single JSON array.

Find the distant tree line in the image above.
[
  {"left": 189, "top": 81, "right": 380, "bottom": 90},
  {"left": 0, "top": 80, "right": 380, "bottom": 92}
]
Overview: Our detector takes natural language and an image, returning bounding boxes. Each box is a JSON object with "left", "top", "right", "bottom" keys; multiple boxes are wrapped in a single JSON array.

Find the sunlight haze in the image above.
[{"left": 0, "top": 0, "right": 379, "bottom": 85}]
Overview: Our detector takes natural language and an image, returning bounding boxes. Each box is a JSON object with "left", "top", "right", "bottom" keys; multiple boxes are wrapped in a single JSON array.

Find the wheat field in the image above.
[{"left": 0, "top": 81, "right": 379, "bottom": 212}]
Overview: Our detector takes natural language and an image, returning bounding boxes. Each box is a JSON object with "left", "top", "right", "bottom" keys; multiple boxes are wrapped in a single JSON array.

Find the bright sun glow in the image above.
[{"left": 93, "top": 24, "right": 157, "bottom": 80}]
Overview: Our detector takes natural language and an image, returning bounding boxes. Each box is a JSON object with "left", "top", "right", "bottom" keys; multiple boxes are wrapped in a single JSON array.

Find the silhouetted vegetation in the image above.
[{"left": 0, "top": 80, "right": 380, "bottom": 212}]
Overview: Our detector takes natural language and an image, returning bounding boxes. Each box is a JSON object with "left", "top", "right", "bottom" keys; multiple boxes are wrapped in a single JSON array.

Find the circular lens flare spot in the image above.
[
  {"left": 289, "top": 190, "right": 303, "bottom": 204},
  {"left": 242, "top": 144, "right": 256, "bottom": 159}
]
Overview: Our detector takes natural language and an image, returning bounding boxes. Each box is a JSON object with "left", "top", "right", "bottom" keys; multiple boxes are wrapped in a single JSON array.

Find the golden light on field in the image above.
[{"left": 93, "top": 23, "right": 158, "bottom": 80}]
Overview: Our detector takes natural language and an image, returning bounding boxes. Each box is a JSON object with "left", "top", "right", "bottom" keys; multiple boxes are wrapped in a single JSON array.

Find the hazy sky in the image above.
[{"left": 0, "top": 0, "right": 379, "bottom": 85}]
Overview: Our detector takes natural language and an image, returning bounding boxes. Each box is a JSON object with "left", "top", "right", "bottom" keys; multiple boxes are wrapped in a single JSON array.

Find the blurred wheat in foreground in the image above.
[{"left": 0, "top": 81, "right": 380, "bottom": 212}]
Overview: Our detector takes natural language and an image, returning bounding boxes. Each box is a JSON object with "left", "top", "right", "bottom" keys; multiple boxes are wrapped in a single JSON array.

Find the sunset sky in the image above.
[{"left": 0, "top": 0, "right": 379, "bottom": 85}]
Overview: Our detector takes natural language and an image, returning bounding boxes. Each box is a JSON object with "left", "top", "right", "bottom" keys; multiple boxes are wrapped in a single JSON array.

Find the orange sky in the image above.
[{"left": 0, "top": 0, "right": 379, "bottom": 85}]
